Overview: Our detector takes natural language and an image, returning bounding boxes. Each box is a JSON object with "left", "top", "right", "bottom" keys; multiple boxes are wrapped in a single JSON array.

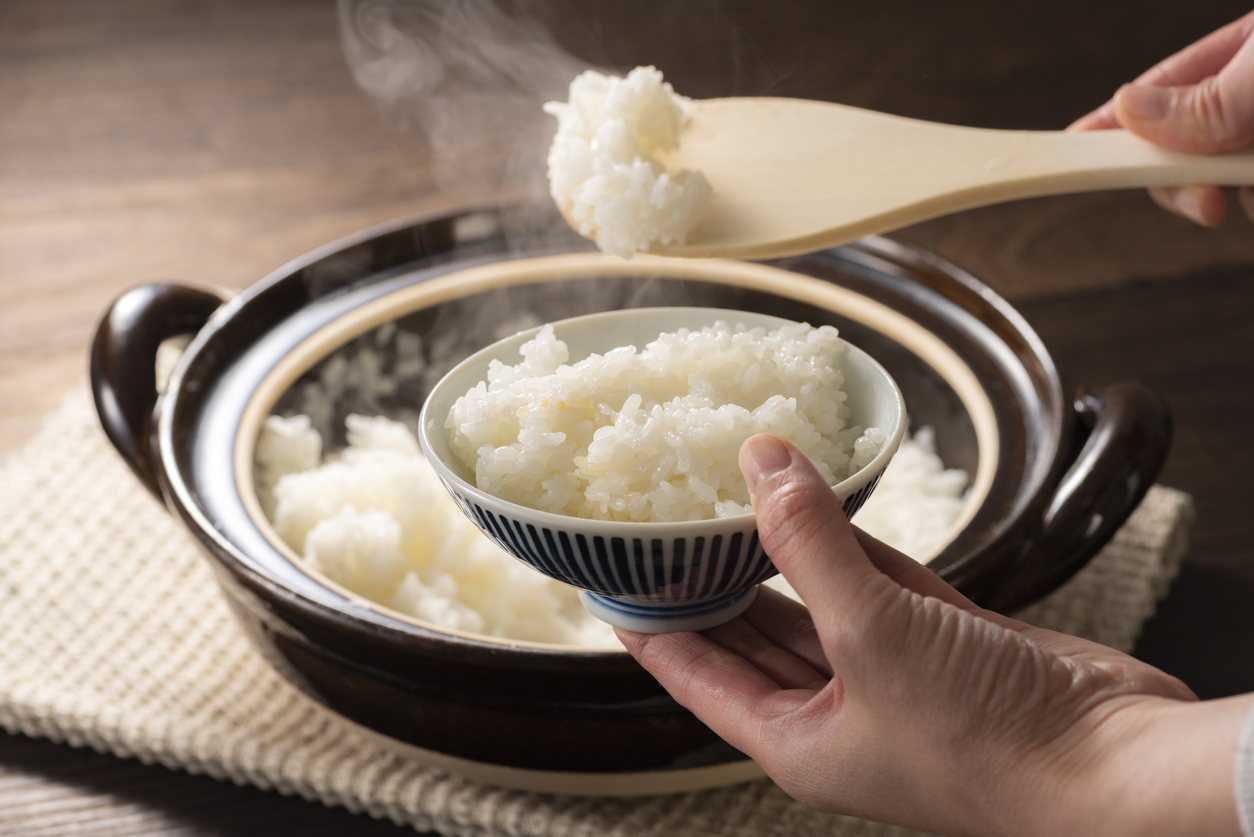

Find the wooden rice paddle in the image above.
[{"left": 652, "top": 98, "right": 1254, "bottom": 260}]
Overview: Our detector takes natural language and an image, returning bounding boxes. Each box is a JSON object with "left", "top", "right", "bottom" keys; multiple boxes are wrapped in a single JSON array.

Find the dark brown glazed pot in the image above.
[{"left": 90, "top": 204, "right": 1170, "bottom": 792}]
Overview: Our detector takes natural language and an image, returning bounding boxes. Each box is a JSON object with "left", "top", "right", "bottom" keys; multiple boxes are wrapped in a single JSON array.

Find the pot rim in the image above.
[{"left": 154, "top": 205, "right": 1064, "bottom": 662}]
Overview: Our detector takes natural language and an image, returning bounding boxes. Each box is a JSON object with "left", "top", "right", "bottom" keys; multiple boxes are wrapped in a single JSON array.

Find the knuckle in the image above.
[
  {"left": 756, "top": 477, "right": 837, "bottom": 555},
  {"left": 1193, "top": 79, "right": 1254, "bottom": 150},
  {"left": 670, "top": 645, "right": 726, "bottom": 706}
]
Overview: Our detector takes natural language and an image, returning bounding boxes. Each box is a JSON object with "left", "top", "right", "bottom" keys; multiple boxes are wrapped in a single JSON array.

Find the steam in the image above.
[{"left": 338, "top": 0, "right": 598, "bottom": 202}]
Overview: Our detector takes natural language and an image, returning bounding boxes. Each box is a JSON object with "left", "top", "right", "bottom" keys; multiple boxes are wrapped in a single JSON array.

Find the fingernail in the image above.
[
  {"left": 1173, "top": 185, "right": 1205, "bottom": 224},
  {"left": 740, "top": 435, "right": 792, "bottom": 493},
  {"left": 1117, "top": 84, "right": 1171, "bottom": 121}
]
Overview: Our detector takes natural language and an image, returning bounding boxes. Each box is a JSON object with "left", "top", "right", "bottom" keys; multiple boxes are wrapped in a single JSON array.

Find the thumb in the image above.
[
  {"left": 1115, "top": 35, "right": 1254, "bottom": 153},
  {"left": 740, "top": 434, "right": 887, "bottom": 622}
]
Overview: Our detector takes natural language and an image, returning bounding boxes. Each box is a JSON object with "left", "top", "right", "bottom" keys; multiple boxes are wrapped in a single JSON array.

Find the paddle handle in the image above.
[
  {"left": 658, "top": 99, "right": 1254, "bottom": 259},
  {"left": 975, "top": 128, "right": 1254, "bottom": 195}
]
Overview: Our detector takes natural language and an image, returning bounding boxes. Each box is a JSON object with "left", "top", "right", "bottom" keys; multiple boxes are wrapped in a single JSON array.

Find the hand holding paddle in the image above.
[{"left": 1070, "top": 10, "right": 1254, "bottom": 227}]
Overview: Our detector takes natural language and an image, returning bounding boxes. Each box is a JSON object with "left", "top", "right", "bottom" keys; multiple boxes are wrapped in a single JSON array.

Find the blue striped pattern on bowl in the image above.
[{"left": 441, "top": 468, "right": 884, "bottom": 604}]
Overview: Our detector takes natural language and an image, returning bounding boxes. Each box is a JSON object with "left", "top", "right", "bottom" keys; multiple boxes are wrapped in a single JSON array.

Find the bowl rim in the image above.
[{"left": 416, "top": 304, "right": 908, "bottom": 534}]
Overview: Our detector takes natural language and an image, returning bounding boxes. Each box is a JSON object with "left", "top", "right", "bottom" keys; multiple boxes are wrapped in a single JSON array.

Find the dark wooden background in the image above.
[{"left": 2, "top": 0, "right": 1253, "bottom": 833}]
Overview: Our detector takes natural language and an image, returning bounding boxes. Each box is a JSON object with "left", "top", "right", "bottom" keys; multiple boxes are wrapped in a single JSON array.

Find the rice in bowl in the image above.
[{"left": 445, "top": 320, "right": 886, "bottom": 522}]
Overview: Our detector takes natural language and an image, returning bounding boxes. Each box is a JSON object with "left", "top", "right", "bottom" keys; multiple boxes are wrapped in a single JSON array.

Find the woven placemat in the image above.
[{"left": 0, "top": 389, "right": 1193, "bottom": 837}]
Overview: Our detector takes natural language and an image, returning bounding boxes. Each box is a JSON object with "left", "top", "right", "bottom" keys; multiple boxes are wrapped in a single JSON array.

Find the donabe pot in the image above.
[{"left": 90, "top": 204, "right": 1169, "bottom": 795}]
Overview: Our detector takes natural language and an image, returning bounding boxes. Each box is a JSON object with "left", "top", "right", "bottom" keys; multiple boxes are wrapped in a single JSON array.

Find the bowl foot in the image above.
[{"left": 578, "top": 587, "right": 759, "bottom": 634}]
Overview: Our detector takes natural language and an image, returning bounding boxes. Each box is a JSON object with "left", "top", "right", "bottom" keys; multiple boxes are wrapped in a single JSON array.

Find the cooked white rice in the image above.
[
  {"left": 259, "top": 414, "right": 967, "bottom": 648},
  {"left": 849, "top": 425, "right": 970, "bottom": 558},
  {"left": 447, "top": 320, "right": 885, "bottom": 522},
  {"left": 544, "top": 66, "right": 711, "bottom": 258},
  {"left": 260, "top": 413, "right": 618, "bottom": 647}
]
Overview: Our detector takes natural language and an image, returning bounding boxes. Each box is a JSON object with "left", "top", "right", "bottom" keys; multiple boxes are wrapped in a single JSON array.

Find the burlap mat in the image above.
[{"left": 0, "top": 389, "right": 1193, "bottom": 837}]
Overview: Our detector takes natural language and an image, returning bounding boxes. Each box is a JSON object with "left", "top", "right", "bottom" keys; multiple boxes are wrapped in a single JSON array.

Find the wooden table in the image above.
[{"left": 2, "top": 1, "right": 1252, "bottom": 833}]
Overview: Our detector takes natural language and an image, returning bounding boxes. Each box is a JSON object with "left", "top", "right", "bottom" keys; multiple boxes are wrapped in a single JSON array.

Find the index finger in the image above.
[{"left": 616, "top": 627, "right": 823, "bottom": 753}]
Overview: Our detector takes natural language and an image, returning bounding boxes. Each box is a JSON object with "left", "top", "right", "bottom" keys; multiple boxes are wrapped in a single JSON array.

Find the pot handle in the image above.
[
  {"left": 983, "top": 380, "right": 1172, "bottom": 613},
  {"left": 90, "top": 283, "right": 227, "bottom": 500}
]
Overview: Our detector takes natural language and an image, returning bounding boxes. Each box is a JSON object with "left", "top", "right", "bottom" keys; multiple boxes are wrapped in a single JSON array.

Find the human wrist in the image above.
[{"left": 1024, "top": 694, "right": 1252, "bottom": 837}]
